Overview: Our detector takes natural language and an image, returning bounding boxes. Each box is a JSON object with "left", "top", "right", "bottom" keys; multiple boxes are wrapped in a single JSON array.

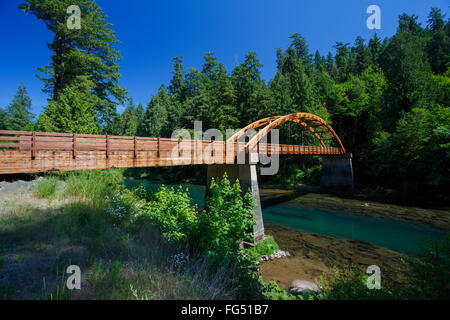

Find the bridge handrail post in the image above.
[
  {"left": 73, "top": 133, "right": 77, "bottom": 159},
  {"left": 157, "top": 137, "right": 160, "bottom": 158},
  {"left": 31, "top": 131, "right": 36, "bottom": 160},
  {"left": 106, "top": 135, "right": 110, "bottom": 158}
]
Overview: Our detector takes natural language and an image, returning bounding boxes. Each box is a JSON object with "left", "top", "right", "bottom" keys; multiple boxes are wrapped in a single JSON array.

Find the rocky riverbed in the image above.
[{"left": 258, "top": 221, "right": 410, "bottom": 291}]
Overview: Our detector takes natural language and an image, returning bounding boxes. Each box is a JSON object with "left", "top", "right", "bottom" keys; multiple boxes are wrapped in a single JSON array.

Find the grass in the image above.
[
  {"left": 35, "top": 177, "right": 59, "bottom": 199},
  {"left": 0, "top": 170, "right": 239, "bottom": 300},
  {"left": 254, "top": 236, "right": 280, "bottom": 256}
]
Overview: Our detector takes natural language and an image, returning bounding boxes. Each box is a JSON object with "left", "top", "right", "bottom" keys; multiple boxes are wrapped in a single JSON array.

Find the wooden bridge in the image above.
[{"left": 0, "top": 113, "right": 346, "bottom": 175}]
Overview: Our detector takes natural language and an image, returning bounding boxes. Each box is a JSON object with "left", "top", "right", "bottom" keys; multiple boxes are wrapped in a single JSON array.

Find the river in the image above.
[{"left": 124, "top": 180, "right": 448, "bottom": 255}]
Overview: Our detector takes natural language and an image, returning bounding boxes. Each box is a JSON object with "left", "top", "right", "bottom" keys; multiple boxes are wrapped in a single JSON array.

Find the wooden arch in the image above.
[{"left": 227, "top": 113, "right": 346, "bottom": 153}]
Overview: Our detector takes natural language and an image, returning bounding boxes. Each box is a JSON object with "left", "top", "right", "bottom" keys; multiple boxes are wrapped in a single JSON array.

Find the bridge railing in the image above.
[{"left": 0, "top": 130, "right": 344, "bottom": 160}]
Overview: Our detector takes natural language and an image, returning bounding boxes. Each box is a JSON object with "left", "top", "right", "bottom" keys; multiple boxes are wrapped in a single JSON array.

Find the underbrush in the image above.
[{"left": 3, "top": 169, "right": 448, "bottom": 300}]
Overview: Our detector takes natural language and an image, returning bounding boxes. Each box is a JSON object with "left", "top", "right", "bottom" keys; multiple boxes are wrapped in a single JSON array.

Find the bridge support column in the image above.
[
  {"left": 206, "top": 163, "right": 265, "bottom": 243},
  {"left": 321, "top": 153, "right": 354, "bottom": 194}
]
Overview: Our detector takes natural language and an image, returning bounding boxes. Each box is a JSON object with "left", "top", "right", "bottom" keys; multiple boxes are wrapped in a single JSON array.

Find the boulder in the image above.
[{"left": 289, "top": 280, "right": 320, "bottom": 294}]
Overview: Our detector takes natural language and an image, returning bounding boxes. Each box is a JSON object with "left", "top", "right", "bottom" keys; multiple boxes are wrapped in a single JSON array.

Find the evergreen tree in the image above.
[
  {"left": 121, "top": 99, "right": 139, "bottom": 136},
  {"left": 214, "top": 64, "right": 239, "bottom": 131},
  {"left": 38, "top": 76, "right": 101, "bottom": 134},
  {"left": 326, "top": 52, "right": 338, "bottom": 79},
  {"left": 380, "top": 13, "right": 434, "bottom": 127},
  {"left": 426, "top": 8, "right": 450, "bottom": 74},
  {"left": 4, "top": 83, "right": 33, "bottom": 130},
  {"left": 232, "top": 52, "right": 271, "bottom": 126},
  {"left": 20, "top": 0, "right": 127, "bottom": 122},
  {"left": 334, "top": 42, "right": 352, "bottom": 82},
  {"left": 169, "top": 56, "right": 185, "bottom": 97},
  {"left": 314, "top": 50, "right": 326, "bottom": 72},
  {"left": 0, "top": 108, "right": 6, "bottom": 130},
  {"left": 354, "top": 36, "right": 371, "bottom": 74},
  {"left": 135, "top": 103, "right": 145, "bottom": 128},
  {"left": 288, "top": 33, "right": 312, "bottom": 65},
  {"left": 139, "top": 85, "right": 170, "bottom": 137},
  {"left": 368, "top": 33, "right": 382, "bottom": 65}
]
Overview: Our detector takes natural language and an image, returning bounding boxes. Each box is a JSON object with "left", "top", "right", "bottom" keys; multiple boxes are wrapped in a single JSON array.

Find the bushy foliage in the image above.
[
  {"left": 197, "top": 174, "right": 256, "bottom": 258},
  {"left": 401, "top": 234, "right": 450, "bottom": 299},
  {"left": 141, "top": 185, "right": 198, "bottom": 244},
  {"left": 38, "top": 76, "right": 101, "bottom": 134},
  {"left": 259, "top": 277, "right": 300, "bottom": 300},
  {"left": 317, "top": 266, "right": 397, "bottom": 300},
  {"left": 372, "top": 105, "right": 450, "bottom": 198}
]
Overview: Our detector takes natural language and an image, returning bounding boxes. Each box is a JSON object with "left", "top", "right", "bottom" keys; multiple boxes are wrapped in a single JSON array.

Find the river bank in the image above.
[{"left": 258, "top": 221, "right": 409, "bottom": 290}]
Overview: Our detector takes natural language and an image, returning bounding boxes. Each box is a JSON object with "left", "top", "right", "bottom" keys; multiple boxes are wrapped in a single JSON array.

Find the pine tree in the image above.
[
  {"left": 426, "top": 8, "right": 450, "bottom": 74},
  {"left": 135, "top": 103, "right": 145, "bottom": 129},
  {"left": 232, "top": 52, "right": 270, "bottom": 126},
  {"left": 380, "top": 13, "right": 433, "bottom": 126},
  {"left": 20, "top": 0, "right": 126, "bottom": 121},
  {"left": 314, "top": 50, "right": 326, "bottom": 72},
  {"left": 0, "top": 108, "right": 6, "bottom": 130},
  {"left": 326, "top": 52, "right": 338, "bottom": 79},
  {"left": 288, "top": 33, "right": 312, "bottom": 65},
  {"left": 369, "top": 33, "right": 382, "bottom": 65},
  {"left": 139, "top": 85, "right": 170, "bottom": 137},
  {"left": 169, "top": 56, "right": 185, "bottom": 97},
  {"left": 38, "top": 76, "right": 100, "bottom": 134},
  {"left": 4, "top": 83, "right": 33, "bottom": 130},
  {"left": 121, "top": 99, "right": 139, "bottom": 136},
  {"left": 354, "top": 36, "right": 371, "bottom": 74},
  {"left": 334, "top": 42, "right": 352, "bottom": 82}
]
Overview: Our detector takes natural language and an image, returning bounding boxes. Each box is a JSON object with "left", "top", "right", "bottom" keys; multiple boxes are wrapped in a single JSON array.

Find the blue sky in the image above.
[{"left": 0, "top": 0, "right": 448, "bottom": 115}]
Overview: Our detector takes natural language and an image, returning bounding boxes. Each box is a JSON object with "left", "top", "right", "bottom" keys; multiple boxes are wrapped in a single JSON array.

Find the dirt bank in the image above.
[{"left": 258, "top": 221, "right": 409, "bottom": 290}]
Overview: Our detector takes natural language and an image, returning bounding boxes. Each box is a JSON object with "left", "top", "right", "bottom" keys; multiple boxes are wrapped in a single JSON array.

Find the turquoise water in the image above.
[{"left": 125, "top": 180, "right": 448, "bottom": 255}]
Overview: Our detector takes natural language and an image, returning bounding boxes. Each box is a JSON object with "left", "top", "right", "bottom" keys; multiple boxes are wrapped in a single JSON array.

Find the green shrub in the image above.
[
  {"left": 105, "top": 189, "right": 146, "bottom": 226},
  {"left": 133, "top": 183, "right": 156, "bottom": 202},
  {"left": 259, "top": 277, "right": 300, "bottom": 300},
  {"left": 197, "top": 174, "right": 255, "bottom": 259},
  {"left": 141, "top": 185, "right": 198, "bottom": 244},
  {"left": 35, "top": 177, "right": 60, "bottom": 198},
  {"left": 317, "top": 266, "right": 397, "bottom": 300},
  {"left": 401, "top": 234, "right": 450, "bottom": 299}
]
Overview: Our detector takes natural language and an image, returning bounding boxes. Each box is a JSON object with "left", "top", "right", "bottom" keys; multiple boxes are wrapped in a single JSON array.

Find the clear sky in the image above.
[{"left": 0, "top": 0, "right": 448, "bottom": 115}]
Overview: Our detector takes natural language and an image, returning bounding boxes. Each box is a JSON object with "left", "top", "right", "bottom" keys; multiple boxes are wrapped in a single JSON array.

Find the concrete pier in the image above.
[
  {"left": 321, "top": 153, "right": 354, "bottom": 194},
  {"left": 206, "top": 163, "right": 265, "bottom": 243}
]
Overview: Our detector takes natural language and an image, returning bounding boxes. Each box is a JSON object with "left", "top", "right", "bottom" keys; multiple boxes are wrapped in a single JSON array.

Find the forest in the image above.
[{"left": 0, "top": 1, "right": 449, "bottom": 205}]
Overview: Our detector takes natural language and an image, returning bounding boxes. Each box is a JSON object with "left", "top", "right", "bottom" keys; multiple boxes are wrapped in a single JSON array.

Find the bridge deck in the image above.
[{"left": 0, "top": 130, "right": 344, "bottom": 174}]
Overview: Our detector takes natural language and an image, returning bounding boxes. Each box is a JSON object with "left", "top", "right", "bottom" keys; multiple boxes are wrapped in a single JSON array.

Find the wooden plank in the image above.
[
  {"left": 0, "top": 136, "right": 21, "bottom": 141},
  {"left": 0, "top": 143, "right": 19, "bottom": 148},
  {"left": 0, "top": 130, "right": 33, "bottom": 135}
]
